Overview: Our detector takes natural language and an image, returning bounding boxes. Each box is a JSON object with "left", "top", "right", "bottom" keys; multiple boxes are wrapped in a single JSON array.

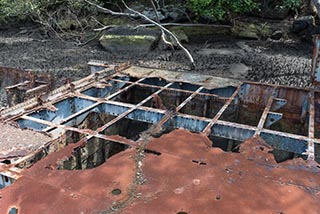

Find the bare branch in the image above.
[
  {"left": 161, "top": 32, "right": 174, "bottom": 50},
  {"left": 85, "top": 0, "right": 195, "bottom": 68},
  {"left": 91, "top": 16, "right": 105, "bottom": 27},
  {"left": 85, "top": 0, "right": 135, "bottom": 17},
  {"left": 136, "top": 23, "right": 232, "bottom": 28},
  {"left": 77, "top": 30, "right": 104, "bottom": 46},
  {"left": 93, "top": 25, "right": 116, "bottom": 31},
  {"left": 150, "top": 0, "right": 174, "bottom": 50},
  {"left": 121, "top": 0, "right": 195, "bottom": 68}
]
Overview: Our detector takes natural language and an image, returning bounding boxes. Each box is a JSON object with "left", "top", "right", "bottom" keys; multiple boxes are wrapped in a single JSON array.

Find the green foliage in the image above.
[
  {"left": 0, "top": 0, "right": 304, "bottom": 25},
  {"left": 186, "top": 0, "right": 303, "bottom": 20},
  {"left": 0, "top": 0, "right": 102, "bottom": 23},
  {"left": 186, "top": 0, "right": 258, "bottom": 21},
  {"left": 0, "top": 0, "right": 35, "bottom": 22},
  {"left": 282, "top": 0, "right": 302, "bottom": 10}
]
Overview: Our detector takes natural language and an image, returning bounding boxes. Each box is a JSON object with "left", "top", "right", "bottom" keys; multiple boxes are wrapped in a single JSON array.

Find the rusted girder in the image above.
[{"left": 0, "top": 67, "right": 54, "bottom": 106}]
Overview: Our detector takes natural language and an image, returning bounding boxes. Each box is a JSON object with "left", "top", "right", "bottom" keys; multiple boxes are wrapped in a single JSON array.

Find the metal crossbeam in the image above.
[{"left": 7, "top": 70, "right": 319, "bottom": 159}]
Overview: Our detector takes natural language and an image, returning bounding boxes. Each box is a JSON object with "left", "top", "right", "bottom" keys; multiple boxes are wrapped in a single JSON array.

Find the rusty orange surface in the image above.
[{"left": 1, "top": 130, "right": 320, "bottom": 214}]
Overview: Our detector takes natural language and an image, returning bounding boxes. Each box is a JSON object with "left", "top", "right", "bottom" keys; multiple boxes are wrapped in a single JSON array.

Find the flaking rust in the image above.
[
  {"left": 0, "top": 130, "right": 319, "bottom": 214},
  {"left": 0, "top": 67, "right": 54, "bottom": 106},
  {"left": 0, "top": 61, "right": 320, "bottom": 213}
]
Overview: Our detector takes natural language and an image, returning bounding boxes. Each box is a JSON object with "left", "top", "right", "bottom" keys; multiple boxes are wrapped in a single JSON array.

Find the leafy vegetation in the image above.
[
  {"left": 0, "top": 0, "right": 34, "bottom": 22},
  {"left": 0, "top": 0, "right": 305, "bottom": 24},
  {"left": 0, "top": 0, "right": 102, "bottom": 23},
  {"left": 186, "top": 0, "right": 258, "bottom": 21},
  {"left": 186, "top": 0, "right": 303, "bottom": 21},
  {"left": 282, "top": 0, "right": 302, "bottom": 10}
]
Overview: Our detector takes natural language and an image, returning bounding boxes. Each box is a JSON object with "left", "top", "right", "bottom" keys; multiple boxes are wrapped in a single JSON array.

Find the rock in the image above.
[
  {"left": 125, "top": 2, "right": 167, "bottom": 22},
  {"left": 233, "top": 23, "right": 259, "bottom": 40},
  {"left": 164, "top": 5, "right": 189, "bottom": 23},
  {"left": 99, "top": 26, "right": 160, "bottom": 53},
  {"left": 292, "top": 16, "right": 315, "bottom": 33},
  {"left": 238, "top": 30, "right": 259, "bottom": 40},
  {"left": 228, "top": 63, "right": 250, "bottom": 79},
  {"left": 232, "top": 22, "right": 271, "bottom": 40},
  {"left": 141, "top": 10, "right": 167, "bottom": 22},
  {"left": 270, "top": 30, "right": 283, "bottom": 40},
  {"left": 172, "top": 28, "right": 188, "bottom": 43},
  {"left": 258, "top": 24, "right": 272, "bottom": 39},
  {"left": 291, "top": 16, "right": 316, "bottom": 42}
]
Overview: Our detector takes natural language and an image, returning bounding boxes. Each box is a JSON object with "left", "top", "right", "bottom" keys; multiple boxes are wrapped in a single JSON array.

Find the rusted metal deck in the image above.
[
  {"left": 0, "top": 61, "right": 320, "bottom": 188},
  {"left": 0, "top": 61, "right": 320, "bottom": 179}
]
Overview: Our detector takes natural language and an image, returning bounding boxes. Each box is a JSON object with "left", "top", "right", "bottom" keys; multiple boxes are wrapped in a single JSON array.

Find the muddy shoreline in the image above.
[{"left": 0, "top": 26, "right": 314, "bottom": 88}]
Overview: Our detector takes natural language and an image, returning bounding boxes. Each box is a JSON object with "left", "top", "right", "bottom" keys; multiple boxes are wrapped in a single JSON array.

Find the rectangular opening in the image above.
[
  {"left": 100, "top": 108, "right": 164, "bottom": 140},
  {"left": 220, "top": 83, "right": 274, "bottom": 127},
  {"left": 220, "top": 99, "right": 263, "bottom": 127},
  {"left": 113, "top": 85, "right": 156, "bottom": 105},
  {"left": 103, "top": 117, "right": 152, "bottom": 140},
  {"left": 0, "top": 174, "right": 14, "bottom": 189},
  {"left": 111, "top": 75, "right": 136, "bottom": 82},
  {"left": 209, "top": 135, "right": 242, "bottom": 152},
  {"left": 268, "top": 88, "right": 309, "bottom": 136},
  {"left": 143, "top": 90, "right": 193, "bottom": 110},
  {"left": 168, "top": 82, "right": 200, "bottom": 92},
  {"left": 82, "top": 86, "right": 111, "bottom": 98},
  {"left": 200, "top": 86, "right": 237, "bottom": 98},
  {"left": 57, "top": 137, "right": 128, "bottom": 170},
  {"left": 180, "top": 94, "right": 225, "bottom": 118},
  {"left": 82, "top": 78, "right": 129, "bottom": 98},
  {"left": 26, "top": 97, "right": 96, "bottom": 124},
  {"left": 140, "top": 77, "right": 169, "bottom": 87}
]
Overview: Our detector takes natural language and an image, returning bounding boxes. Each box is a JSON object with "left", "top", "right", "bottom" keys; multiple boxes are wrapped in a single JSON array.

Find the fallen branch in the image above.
[
  {"left": 85, "top": 0, "right": 195, "bottom": 68},
  {"left": 122, "top": 0, "right": 194, "bottom": 68},
  {"left": 135, "top": 23, "right": 232, "bottom": 28},
  {"left": 150, "top": 0, "right": 174, "bottom": 50},
  {"left": 77, "top": 30, "right": 103, "bottom": 46}
]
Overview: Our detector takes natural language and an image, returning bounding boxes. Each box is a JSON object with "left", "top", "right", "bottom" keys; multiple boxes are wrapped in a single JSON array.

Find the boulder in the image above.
[
  {"left": 163, "top": 5, "right": 189, "bottom": 22},
  {"left": 99, "top": 26, "right": 160, "bottom": 53},
  {"left": 291, "top": 16, "right": 316, "bottom": 42},
  {"left": 124, "top": 2, "right": 167, "bottom": 22},
  {"left": 232, "top": 22, "right": 271, "bottom": 40},
  {"left": 238, "top": 30, "right": 259, "bottom": 40},
  {"left": 292, "top": 16, "right": 315, "bottom": 33}
]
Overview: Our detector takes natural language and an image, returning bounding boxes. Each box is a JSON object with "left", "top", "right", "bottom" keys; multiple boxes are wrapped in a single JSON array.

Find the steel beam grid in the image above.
[{"left": 11, "top": 71, "right": 318, "bottom": 159}]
